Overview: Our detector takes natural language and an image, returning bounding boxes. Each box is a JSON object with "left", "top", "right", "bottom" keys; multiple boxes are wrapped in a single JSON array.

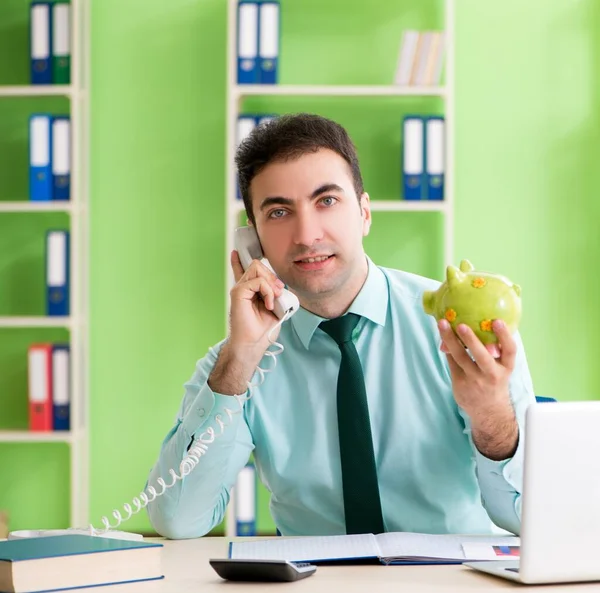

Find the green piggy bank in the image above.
[{"left": 422, "top": 260, "right": 522, "bottom": 344}]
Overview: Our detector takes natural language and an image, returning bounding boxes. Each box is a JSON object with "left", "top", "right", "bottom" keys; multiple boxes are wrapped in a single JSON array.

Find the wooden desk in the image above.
[{"left": 108, "top": 536, "right": 600, "bottom": 592}]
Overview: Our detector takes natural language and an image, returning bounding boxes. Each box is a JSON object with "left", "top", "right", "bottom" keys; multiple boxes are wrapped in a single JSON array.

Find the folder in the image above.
[
  {"left": 29, "top": 114, "right": 53, "bottom": 201},
  {"left": 52, "top": 116, "right": 70, "bottom": 200},
  {"left": 30, "top": 2, "right": 52, "bottom": 84},
  {"left": 45, "top": 230, "right": 70, "bottom": 316},
  {"left": 237, "top": 1, "right": 259, "bottom": 84},
  {"left": 28, "top": 344, "right": 53, "bottom": 432},
  {"left": 425, "top": 116, "right": 445, "bottom": 200},
  {"left": 258, "top": 1, "right": 279, "bottom": 84},
  {"left": 52, "top": 1, "right": 71, "bottom": 84},
  {"left": 235, "top": 462, "right": 257, "bottom": 536},
  {"left": 52, "top": 344, "right": 70, "bottom": 430},
  {"left": 236, "top": 115, "right": 257, "bottom": 199},
  {"left": 402, "top": 116, "right": 425, "bottom": 200}
]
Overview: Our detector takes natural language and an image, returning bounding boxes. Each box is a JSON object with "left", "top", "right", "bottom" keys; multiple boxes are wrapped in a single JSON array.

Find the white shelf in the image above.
[
  {"left": 235, "top": 84, "right": 446, "bottom": 98},
  {"left": 0, "top": 430, "right": 73, "bottom": 444},
  {"left": 0, "top": 85, "right": 73, "bottom": 98},
  {"left": 230, "top": 200, "right": 447, "bottom": 215},
  {"left": 0, "top": 201, "right": 72, "bottom": 213},
  {"left": 0, "top": 317, "right": 71, "bottom": 329}
]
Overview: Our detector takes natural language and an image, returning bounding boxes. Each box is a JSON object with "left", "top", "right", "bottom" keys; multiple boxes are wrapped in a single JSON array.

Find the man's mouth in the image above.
[{"left": 295, "top": 255, "right": 332, "bottom": 264}]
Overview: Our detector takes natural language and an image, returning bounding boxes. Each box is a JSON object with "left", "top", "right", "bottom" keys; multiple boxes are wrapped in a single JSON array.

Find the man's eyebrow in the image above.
[{"left": 259, "top": 184, "right": 345, "bottom": 212}]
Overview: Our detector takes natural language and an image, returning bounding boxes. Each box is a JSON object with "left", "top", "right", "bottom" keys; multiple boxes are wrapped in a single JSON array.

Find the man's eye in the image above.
[
  {"left": 321, "top": 196, "right": 337, "bottom": 206},
  {"left": 269, "top": 209, "right": 287, "bottom": 219}
]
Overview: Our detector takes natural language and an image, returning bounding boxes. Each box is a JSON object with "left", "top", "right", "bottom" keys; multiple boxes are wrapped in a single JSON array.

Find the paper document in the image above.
[{"left": 229, "top": 531, "right": 520, "bottom": 565}]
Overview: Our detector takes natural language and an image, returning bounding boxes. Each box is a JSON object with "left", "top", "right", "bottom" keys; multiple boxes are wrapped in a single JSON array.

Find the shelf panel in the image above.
[
  {"left": 0, "top": 317, "right": 71, "bottom": 328},
  {"left": 235, "top": 85, "right": 446, "bottom": 98},
  {"left": 0, "top": 430, "right": 72, "bottom": 443},
  {"left": 0, "top": 85, "right": 73, "bottom": 98},
  {"left": 229, "top": 200, "right": 447, "bottom": 214},
  {"left": 0, "top": 201, "right": 72, "bottom": 213}
]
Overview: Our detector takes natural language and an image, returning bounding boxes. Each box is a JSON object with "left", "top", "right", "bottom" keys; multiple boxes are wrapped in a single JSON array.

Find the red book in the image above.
[{"left": 28, "top": 344, "right": 53, "bottom": 431}]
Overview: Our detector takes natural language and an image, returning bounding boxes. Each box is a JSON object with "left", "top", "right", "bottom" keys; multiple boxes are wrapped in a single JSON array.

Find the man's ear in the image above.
[{"left": 360, "top": 192, "right": 372, "bottom": 236}]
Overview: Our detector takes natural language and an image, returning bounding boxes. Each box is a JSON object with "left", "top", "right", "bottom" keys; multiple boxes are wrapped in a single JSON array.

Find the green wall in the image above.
[{"left": 0, "top": 0, "right": 598, "bottom": 536}]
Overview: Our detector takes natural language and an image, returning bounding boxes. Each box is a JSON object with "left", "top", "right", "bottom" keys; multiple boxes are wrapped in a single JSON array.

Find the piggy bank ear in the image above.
[
  {"left": 459, "top": 260, "right": 474, "bottom": 273},
  {"left": 513, "top": 283, "right": 522, "bottom": 297},
  {"left": 446, "top": 265, "right": 464, "bottom": 286}
]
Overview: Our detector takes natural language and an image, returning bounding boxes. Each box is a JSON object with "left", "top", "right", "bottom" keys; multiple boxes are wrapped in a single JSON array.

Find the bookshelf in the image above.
[
  {"left": 224, "top": 0, "right": 454, "bottom": 537},
  {"left": 0, "top": 0, "right": 91, "bottom": 530}
]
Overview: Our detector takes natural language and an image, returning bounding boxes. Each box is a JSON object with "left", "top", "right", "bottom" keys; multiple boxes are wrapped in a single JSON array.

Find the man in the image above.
[{"left": 146, "top": 113, "right": 536, "bottom": 540}]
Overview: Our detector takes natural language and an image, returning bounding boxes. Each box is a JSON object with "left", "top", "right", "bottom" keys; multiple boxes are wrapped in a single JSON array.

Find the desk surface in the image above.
[{"left": 108, "top": 536, "right": 600, "bottom": 592}]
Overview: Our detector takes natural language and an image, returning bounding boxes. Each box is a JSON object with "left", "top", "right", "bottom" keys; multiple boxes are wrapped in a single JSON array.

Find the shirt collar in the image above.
[{"left": 290, "top": 255, "right": 389, "bottom": 350}]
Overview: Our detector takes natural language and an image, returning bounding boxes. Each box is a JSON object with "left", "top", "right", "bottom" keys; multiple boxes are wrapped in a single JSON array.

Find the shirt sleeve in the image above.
[
  {"left": 145, "top": 340, "right": 255, "bottom": 539},
  {"left": 460, "top": 330, "right": 536, "bottom": 535}
]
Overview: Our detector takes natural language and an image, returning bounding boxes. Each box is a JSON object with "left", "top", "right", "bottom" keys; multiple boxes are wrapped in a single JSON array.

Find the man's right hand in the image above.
[{"left": 207, "top": 250, "right": 285, "bottom": 396}]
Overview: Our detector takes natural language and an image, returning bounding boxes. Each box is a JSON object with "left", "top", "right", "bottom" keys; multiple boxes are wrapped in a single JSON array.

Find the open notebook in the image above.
[{"left": 229, "top": 532, "right": 520, "bottom": 565}]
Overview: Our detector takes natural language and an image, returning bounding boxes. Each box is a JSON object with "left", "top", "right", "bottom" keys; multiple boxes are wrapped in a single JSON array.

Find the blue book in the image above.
[
  {"left": 237, "top": 1, "right": 259, "bottom": 83},
  {"left": 402, "top": 115, "right": 425, "bottom": 200},
  {"left": 51, "top": 116, "right": 71, "bottom": 200},
  {"left": 258, "top": 1, "right": 280, "bottom": 84},
  {"left": 29, "top": 114, "right": 53, "bottom": 201},
  {"left": 0, "top": 534, "right": 163, "bottom": 591},
  {"left": 30, "top": 2, "right": 53, "bottom": 84},
  {"left": 425, "top": 116, "right": 445, "bottom": 200},
  {"left": 52, "top": 343, "right": 70, "bottom": 430},
  {"left": 45, "top": 230, "right": 70, "bottom": 316}
]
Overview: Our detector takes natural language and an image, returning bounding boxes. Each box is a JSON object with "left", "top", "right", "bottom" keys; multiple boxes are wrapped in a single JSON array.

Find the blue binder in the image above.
[
  {"left": 402, "top": 115, "right": 425, "bottom": 200},
  {"left": 30, "top": 2, "right": 52, "bottom": 84},
  {"left": 45, "top": 230, "right": 70, "bottom": 316},
  {"left": 237, "top": 1, "right": 259, "bottom": 84},
  {"left": 235, "top": 462, "right": 257, "bottom": 536},
  {"left": 51, "top": 116, "right": 71, "bottom": 200},
  {"left": 29, "top": 114, "right": 53, "bottom": 201},
  {"left": 258, "top": 1, "right": 280, "bottom": 84},
  {"left": 425, "top": 116, "right": 445, "bottom": 200},
  {"left": 52, "top": 343, "right": 70, "bottom": 430}
]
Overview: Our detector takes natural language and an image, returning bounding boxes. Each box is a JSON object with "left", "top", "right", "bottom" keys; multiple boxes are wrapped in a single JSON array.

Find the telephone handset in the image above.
[
  {"left": 234, "top": 226, "right": 300, "bottom": 319},
  {"left": 12, "top": 228, "right": 298, "bottom": 542}
]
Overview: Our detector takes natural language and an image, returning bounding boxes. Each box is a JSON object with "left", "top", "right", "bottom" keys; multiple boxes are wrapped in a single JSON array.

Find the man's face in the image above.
[{"left": 250, "top": 148, "right": 371, "bottom": 301}]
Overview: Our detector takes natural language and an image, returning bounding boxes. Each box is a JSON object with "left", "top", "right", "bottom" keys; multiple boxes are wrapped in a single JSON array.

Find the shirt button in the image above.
[{"left": 198, "top": 408, "right": 205, "bottom": 417}]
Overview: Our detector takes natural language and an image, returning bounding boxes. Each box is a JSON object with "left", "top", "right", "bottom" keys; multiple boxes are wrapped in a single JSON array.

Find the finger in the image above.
[
  {"left": 231, "top": 250, "right": 245, "bottom": 283},
  {"left": 455, "top": 323, "right": 497, "bottom": 375},
  {"left": 494, "top": 320, "right": 517, "bottom": 370},
  {"left": 242, "top": 258, "right": 285, "bottom": 290},
  {"left": 438, "top": 319, "right": 476, "bottom": 374},
  {"left": 234, "top": 277, "right": 281, "bottom": 311},
  {"left": 445, "top": 351, "right": 464, "bottom": 378}
]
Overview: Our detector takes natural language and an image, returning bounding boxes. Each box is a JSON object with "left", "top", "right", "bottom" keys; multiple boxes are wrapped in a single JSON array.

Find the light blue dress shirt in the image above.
[{"left": 146, "top": 256, "right": 536, "bottom": 539}]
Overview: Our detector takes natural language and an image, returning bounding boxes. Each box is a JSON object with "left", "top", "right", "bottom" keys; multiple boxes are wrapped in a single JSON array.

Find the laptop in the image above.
[{"left": 464, "top": 400, "right": 600, "bottom": 584}]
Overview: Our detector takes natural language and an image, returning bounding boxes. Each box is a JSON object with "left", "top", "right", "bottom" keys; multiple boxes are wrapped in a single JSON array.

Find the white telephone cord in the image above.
[{"left": 87, "top": 311, "right": 293, "bottom": 536}]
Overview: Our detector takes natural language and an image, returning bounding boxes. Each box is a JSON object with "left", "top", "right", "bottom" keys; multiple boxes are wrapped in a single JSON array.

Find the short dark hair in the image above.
[{"left": 235, "top": 113, "right": 364, "bottom": 225}]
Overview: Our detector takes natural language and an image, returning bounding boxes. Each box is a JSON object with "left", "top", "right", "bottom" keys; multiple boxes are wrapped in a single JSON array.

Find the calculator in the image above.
[{"left": 209, "top": 558, "right": 317, "bottom": 582}]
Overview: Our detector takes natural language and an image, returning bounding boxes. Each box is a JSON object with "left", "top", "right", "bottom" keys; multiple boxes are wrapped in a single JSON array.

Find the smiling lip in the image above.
[{"left": 293, "top": 254, "right": 334, "bottom": 271}]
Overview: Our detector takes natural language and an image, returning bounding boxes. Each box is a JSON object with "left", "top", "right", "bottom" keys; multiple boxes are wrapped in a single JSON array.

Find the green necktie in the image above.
[{"left": 320, "top": 313, "right": 385, "bottom": 535}]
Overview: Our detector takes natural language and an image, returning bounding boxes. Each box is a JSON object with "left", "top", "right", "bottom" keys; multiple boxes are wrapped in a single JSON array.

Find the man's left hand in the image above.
[{"left": 438, "top": 318, "right": 519, "bottom": 461}]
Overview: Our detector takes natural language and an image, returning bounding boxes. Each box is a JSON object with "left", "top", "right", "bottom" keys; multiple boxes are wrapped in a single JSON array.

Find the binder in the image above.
[
  {"left": 52, "top": 1, "right": 71, "bottom": 84},
  {"left": 258, "top": 1, "right": 280, "bottom": 84},
  {"left": 258, "top": 114, "right": 276, "bottom": 125},
  {"left": 236, "top": 115, "right": 257, "bottom": 199},
  {"left": 235, "top": 462, "right": 257, "bottom": 536},
  {"left": 425, "top": 116, "right": 445, "bottom": 200},
  {"left": 45, "top": 230, "right": 70, "bottom": 316},
  {"left": 29, "top": 114, "right": 53, "bottom": 201},
  {"left": 402, "top": 116, "right": 425, "bottom": 200},
  {"left": 28, "top": 344, "right": 53, "bottom": 432},
  {"left": 52, "top": 116, "right": 70, "bottom": 200},
  {"left": 30, "top": 2, "right": 52, "bottom": 85},
  {"left": 52, "top": 344, "right": 70, "bottom": 430},
  {"left": 237, "top": 1, "right": 259, "bottom": 84}
]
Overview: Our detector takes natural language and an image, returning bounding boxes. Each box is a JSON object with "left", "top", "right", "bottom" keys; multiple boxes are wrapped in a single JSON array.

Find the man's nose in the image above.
[{"left": 292, "top": 210, "right": 324, "bottom": 247}]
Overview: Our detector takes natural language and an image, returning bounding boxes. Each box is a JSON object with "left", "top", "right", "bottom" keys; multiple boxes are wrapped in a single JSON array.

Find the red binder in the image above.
[{"left": 28, "top": 343, "right": 53, "bottom": 431}]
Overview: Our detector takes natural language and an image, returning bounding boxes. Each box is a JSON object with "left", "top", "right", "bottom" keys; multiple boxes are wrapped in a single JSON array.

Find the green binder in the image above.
[{"left": 52, "top": 1, "right": 71, "bottom": 84}]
